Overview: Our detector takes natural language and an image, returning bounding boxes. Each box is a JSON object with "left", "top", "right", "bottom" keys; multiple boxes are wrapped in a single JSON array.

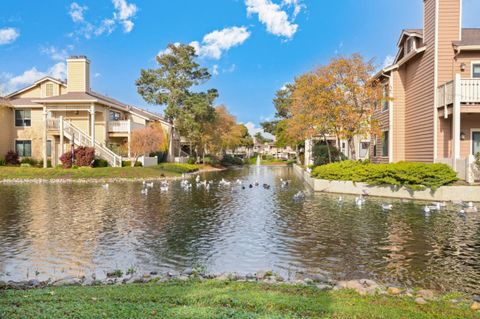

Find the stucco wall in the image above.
[{"left": 0, "top": 106, "right": 13, "bottom": 157}]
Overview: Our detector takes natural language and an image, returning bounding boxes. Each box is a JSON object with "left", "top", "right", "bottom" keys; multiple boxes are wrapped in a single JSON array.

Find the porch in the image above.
[{"left": 436, "top": 75, "right": 480, "bottom": 183}]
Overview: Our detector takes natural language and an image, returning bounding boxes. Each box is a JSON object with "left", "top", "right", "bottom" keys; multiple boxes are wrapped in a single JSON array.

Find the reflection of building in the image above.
[
  {"left": 0, "top": 56, "right": 174, "bottom": 167},
  {"left": 371, "top": 0, "right": 480, "bottom": 183}
]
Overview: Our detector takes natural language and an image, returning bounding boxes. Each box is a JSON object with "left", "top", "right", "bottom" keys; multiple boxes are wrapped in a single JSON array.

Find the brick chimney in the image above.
[{"left": 67, "top": 55, "right": 90, "bottom": 92}]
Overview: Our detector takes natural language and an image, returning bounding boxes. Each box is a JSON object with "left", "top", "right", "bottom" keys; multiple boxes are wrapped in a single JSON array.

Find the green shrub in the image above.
[
  {"left": 20, "top": 157, "right": 38, "bottom": 166},
  {"left": 37, "top": 159, "right": 52, "bottom": 168},
  {"left": 0, "top": 158, "right": 6, "bottom": 166},
  {"left": 312, "top": 144, "right": 346, "bottom": 166},
  {"left": 156, "top": 163, "right": 199, "bottom": 174},
  {"left": 122, "top": 161, "right": 142, "bottom": 167},
  {"left": 187, "top": 157, "right": 196, "bottom": 165},
  {"left": 312, "top": 160, "right": 458, "bottom": 190},
  {"left": 221, "top": 155, "right": 244, "bottom": 166},
  {"left": 475, "top": 152, "right": 480, "bottom": 169},
  {"left": 20, "top": 163, "right": 31, "bottom": 168},
  {"left": 93, "top": 159, "right": 109, "bottom": 167},
  {"left": 203, "top": 156, "right": 219, "bottom": 165}
]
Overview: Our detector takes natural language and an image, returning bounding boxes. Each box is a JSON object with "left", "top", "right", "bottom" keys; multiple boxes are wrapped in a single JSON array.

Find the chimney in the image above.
[{"left": 66, "top": 55, "right": 90, "bottom": 92}]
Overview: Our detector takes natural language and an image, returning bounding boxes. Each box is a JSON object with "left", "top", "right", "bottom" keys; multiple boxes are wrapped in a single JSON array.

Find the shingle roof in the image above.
[
  {"left": 9, "top": 98, "right": 42, "bottom": 107},
  {"left": 0, "top": 97, "right": 12, "bottom": 107},
  {"left": 453, "top": 28, "right": 480, "bottom": 46}
]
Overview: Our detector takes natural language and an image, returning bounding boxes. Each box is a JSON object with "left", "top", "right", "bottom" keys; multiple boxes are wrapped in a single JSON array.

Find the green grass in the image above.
[
  {"left": 0, "top": 280, "right": 476, "bottom": 319},
  {"left": 0, "top": 163, "right": 202, "bottom": 180}
]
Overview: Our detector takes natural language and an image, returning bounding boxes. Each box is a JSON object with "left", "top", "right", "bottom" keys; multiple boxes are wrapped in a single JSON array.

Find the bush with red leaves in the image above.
[
  {"left": 60, "top": 146, "right": 95, "bottom": 168},
  {"left": 5, "top": 151, "right": 20, "bottom": 166}
]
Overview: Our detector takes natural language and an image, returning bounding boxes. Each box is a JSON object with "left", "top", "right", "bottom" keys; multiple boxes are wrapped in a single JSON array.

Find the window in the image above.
[
  {"left": 359, "top": 142, "right": 370, "bottom": 158},
  {"left": 15, "top": 109, "right": 31, "bottom": 127},
  {"left": 473, "top": 132, "right": 480, "bottom": 155},
  {"left": 109, "top": 111, "right": 121, "bottom": 121},
  {"left": 473, "top": 64, "right": 480, "bottom": 78},
  {"left": 45, "top": 83, "right": 54, "bottom": 97},
  {"left": 382, "top": 131, "right": 389, "bottom": 157},
  {"left": 406, "top": 37, "right": 415, "bottom": 54},
  {"left": 16, "top": 140, "right": 32, "bottom": 157},
  {"left": 47, "top": 140, "right": 52, "bottom": 157},
  {"left": 382, "top": 84, "right": 389, "bottom": 111}
]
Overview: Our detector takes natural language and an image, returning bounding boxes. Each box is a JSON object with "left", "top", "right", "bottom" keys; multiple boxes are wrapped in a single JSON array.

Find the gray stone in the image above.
[
  {"left": 255, "top": 270, "right": 273, "bottom": 280},
  {"left": 315, "top": 284, "right": 332, "bottom": 291},
  {"left": 416, "top": 289, "right": 435, "bottom": 300},
  {"left": 51, "top": 276, "right": 82, "bottom": 287},
  {"left": 335, "top": 279, "right": 381, "bottom": 296},
  {"left": 27, "top": 279, "right": 41, "bottom": 288}
]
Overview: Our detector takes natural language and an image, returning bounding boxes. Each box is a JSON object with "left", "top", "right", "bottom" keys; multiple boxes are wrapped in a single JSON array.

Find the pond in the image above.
[{"left": 0, "top": 166, "right": 479, "bottom": 293}]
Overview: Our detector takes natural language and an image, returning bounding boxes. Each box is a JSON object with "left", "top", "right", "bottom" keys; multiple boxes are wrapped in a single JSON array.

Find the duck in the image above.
[
  {"left": 293, "top": 191, "right": 305, "bottom": 201},
  {"left": 355, "top": 196, "right": 366, "bottom": 206},
  {"left": 338, "top": 196, "right": 343, "bottom": 203},
  {"left": 249, "top": 184, "right": 253, "bottom": 189},
  {"left": 145, "top": 182, "right": 154, "bottom": 188},
  {"left": 423, "top": 206, "right": 431, "bottom": 213},
  {"left": 101, "top": 183, "right": 109, "bottom": 190},
  {"left": 236, "top": 179, "right": 243, "bottom": 185},
  {"left": 195, "top": 175, "right": 201, "bottom": 183},
  {"left": 280, "top": 179, "right": 289, "bottom": 188},
  {"left": 141, "top": 188, "right": 148, "bottom": 195}
]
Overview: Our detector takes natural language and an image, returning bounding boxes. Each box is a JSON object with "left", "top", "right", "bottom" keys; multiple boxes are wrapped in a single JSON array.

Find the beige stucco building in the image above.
[
  {"left": 372, "top": 0, "right": 480, "bottom": 182},
  {"left": 0, "top": 56, "right": 173, "bottom": 167}
]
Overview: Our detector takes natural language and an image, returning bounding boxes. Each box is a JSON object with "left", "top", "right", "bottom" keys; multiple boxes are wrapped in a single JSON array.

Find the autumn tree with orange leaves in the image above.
[
  {"left": 129, "top": 125, "right": 167, "bottom": 166},
  {"left": 288, "top": 54, "right": 382, "bottom": 161}
]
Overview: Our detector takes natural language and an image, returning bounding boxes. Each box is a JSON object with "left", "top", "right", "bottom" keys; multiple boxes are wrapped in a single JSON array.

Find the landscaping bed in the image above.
[
  {"left": 312, "top": 160, "right": 458, "bottom": 190},
  {"left": 0, "top": 163, "right": 202, "bottom": 181},
  {"left": 1, "top": 279, "right": 477, "bottom": 319}
]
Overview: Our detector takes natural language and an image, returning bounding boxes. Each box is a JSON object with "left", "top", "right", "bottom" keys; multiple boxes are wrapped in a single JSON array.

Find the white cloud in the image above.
[
  {"left": 68, "top": 0, "right": 137, "bottom": 38},
  {"left": 94, "top": 72, "right": 101, "bottom": 78},
  {"left": 112, "top": 0, "right": 138, "bottom": 33},
  {"left": 190, "top": 26, "right": 251, "bottom": 59},
  {"left": 243, "top": 122, "right": 274, "bottom": 140},
  {"left": 0, "top": 27, "right": 20, "bottom": 45},
  {"left": 282, "top": 0, "right": 305, "bottom": 18},
  {"left": 212, "top": 65, "right": 219, "bottom": 76},
  {"left": 245, "top": 0, "right": 299, "bottom": 38},
  {"left": 0, "top": 62, "right": 67, "bottom": 94},
  {"left": 383, "top": 55, "right": 395, "bottom": 68},
  {"left": 40, "top": 45, "right": 74, "bottom": 61},
  {"left": 69, "top": 2, "right": 87, "bottom": 23}
]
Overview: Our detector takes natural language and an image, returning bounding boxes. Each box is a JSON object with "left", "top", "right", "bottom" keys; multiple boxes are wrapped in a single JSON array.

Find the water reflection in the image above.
[{"left": 0, "top": 166, "right": 479, "bottom": 293}]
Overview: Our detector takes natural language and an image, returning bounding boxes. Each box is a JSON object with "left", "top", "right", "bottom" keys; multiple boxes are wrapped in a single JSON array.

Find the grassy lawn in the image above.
[
  {"left": 0, "top": 163, "right": 202, "bottom": 180},
  {"left": 0, "top": 280, "right": 476, "bottom": 319}
]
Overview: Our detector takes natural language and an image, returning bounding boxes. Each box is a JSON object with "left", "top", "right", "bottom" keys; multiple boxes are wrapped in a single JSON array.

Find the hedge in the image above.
[{"left": 311, "top": 160, "right": 458, "bottom": 190}]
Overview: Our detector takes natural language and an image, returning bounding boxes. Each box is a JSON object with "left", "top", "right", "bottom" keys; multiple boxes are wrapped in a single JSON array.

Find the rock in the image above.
[
  {"left": 0, "top": 280, "right": 6, "bottom": 289},
  {"left": 387, "top": 287, "right": 403, "bottom": 295},
  {"left": 27, "top": 279, "right": 41, "bottom": 288},
  {"left": 51, "top": 276, "right": 82, "bottom": 287},
  {"left": 471, "top": 302, "right": 480, "bottom": 311},
  {"left": 335, "top": 279, "right": 381, "bottom": 296},
  {"left": 255, "top": 270, "right": 273, "bottom": 280},
  {"left": 416, "top": 289, "right": 435, "bottom": 300},
  {"left": 215, "top": 273, "right": 231, "bottom": 281},
  {"left": 177, "top": 275, "right": 189, "bottom": 281},
  {"left": 415, "top": 297, "right": 427, "bottom": 305},
  {"left": 150, "top": 271, "right": 158, "bottom": 276},
  {"left": 303, "top": 278, "right": 314, "bottom": 285},
  {"left": 473, "top": 295, "right": 480, "bottom": 303},
  {"left": 315, "top": 284, "right": 332, "bottom": 291},
  {"left": 182, "top": 268, "right": 194, "bottom": 276},
  {"left": 245, "top": 273, "right": 256, "bottom": 281}
]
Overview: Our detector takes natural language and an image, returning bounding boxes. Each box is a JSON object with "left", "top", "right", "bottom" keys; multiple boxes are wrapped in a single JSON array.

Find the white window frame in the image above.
[
  {"left": 471, "top": 128, "right": 480, "bottom": 156},
  {"left": 15, "top": 139, "right": 32, "bottom": 157},
  {"left": 471, "top": 61, "right": 480, "bottom": 79},
  {"left": 14, "top": 109, "right": 32, "bottom": 127}
]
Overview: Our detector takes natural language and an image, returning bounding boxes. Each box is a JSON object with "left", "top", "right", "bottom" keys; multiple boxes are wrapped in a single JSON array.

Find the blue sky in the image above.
[{"left": 1, "top": 0, "right": 479, "bottom": 134}]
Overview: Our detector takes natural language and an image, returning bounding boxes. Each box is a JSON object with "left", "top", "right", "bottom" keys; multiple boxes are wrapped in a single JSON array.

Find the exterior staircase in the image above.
[{"left": 48, "top": 119, "right": 122, "bottom": 167}]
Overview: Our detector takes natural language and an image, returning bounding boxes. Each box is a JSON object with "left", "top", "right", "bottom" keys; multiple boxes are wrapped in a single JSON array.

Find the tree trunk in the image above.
[
  {"left": 323, "top": 134, "right": 332, "bottom": 163},
  {"left": 348, "top": 138, "right": 357, "bottom": 161},
  {"left": 295, "top": 144, "right": 300, "bottom": 164}
]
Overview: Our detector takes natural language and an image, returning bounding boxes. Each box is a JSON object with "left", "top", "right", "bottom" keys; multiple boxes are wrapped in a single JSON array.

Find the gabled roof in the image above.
[
  {"left": 396, "top": 29, "right": 423, "bottom": 47},
  {"left": 0, "top": 97, "right": 12, "bottom": 107},
  {"left": 5, "top": 76, "right": 67, "bottom": 99},
  {"left": 32, "top": 90, "right": 169, "bottom": 124}
]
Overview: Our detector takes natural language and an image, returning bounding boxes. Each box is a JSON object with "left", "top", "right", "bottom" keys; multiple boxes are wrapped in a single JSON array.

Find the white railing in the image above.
[
  {"left": 46, "top": 118, "right": 60, "bottom": 129},
  {"left": 108, "top": 120, "right": 145, "bottom": 133},
  {"left": 437, "top": 81, "right": 454, "bottom": 108},
  {"left": 63, "top": 120, "right": 122, "bottom": 167},
  {"left": 460, "top": 79, "right": 480, "bottom": 104},
  {"left": 438, "top": 78, "right": 480, "bottom": 107}
]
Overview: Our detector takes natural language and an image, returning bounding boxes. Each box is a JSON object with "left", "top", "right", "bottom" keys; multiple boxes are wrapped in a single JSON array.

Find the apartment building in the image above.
[
  {"left": 372, "top": 0, "right": 480, "bottom": 182},
  {"left": 0, "top": 56, "right": 173, "bottom": 167}
]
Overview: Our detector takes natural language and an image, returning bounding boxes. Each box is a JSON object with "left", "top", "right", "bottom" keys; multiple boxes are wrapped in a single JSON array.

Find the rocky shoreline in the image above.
[{"left": 2, "top": 270, "right": 480, "bottom": 310}]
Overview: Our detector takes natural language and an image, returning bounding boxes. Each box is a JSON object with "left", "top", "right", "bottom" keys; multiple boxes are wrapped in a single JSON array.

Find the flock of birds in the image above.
[{"left": 100, "top": 175, "right": 479, "bottom": 215}]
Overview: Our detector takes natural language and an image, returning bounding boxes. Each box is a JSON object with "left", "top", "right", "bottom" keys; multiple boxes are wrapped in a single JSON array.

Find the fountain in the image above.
[{"left": 256, "top": 154, "right": 261, "bottom": 166}]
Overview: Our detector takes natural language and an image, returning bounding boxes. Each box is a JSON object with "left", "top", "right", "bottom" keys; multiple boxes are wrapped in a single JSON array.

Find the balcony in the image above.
[
  {"left": 438, "top": 78, "right": 480, "bottom": 108},
  {"left": 108, "top": 120, "right": 144, "bottom": 133}
]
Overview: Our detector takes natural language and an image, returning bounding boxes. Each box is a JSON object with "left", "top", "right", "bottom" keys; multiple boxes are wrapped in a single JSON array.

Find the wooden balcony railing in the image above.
[
  {"left": 108, "top": 120, "right": 144, "bottom": 133},
  {"left": 438, "top": 78, "right": 480, "bottom": 108}
]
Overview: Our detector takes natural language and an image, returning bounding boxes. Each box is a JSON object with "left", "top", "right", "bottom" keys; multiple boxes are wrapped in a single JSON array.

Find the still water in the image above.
[{"left": 0, "top": 166, "right": 479, "bottom": 293}]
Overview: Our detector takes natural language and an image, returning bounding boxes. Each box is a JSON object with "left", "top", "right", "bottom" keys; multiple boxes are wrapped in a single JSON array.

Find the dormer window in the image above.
[
  {"left": 406, "top": 37, "right": 415, "bottom": 54},
  {"left": 46, "top": 83, "right": 54, "bottom": 97}
]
